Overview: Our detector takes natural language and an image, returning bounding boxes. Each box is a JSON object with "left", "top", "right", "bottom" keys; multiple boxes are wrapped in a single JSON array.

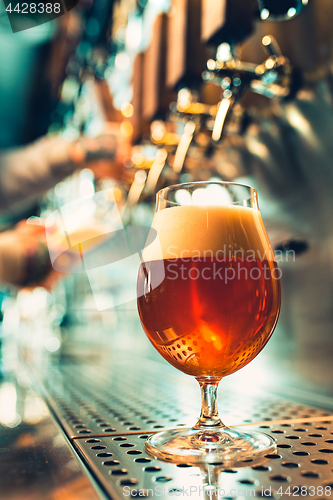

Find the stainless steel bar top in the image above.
[
  {"left": 1, "top": 356, "right": 333, "bottom": 500},
  {"left": 0, "top": 369, "right": 102, "bottom": 500},
  {"left": 31, "top": 358, "right": 333, "bottom": 499}
]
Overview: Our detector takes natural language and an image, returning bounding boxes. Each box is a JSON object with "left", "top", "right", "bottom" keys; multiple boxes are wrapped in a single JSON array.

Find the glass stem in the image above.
[{"left": 193, "top": 378, "right": 225, "bottom": 430}]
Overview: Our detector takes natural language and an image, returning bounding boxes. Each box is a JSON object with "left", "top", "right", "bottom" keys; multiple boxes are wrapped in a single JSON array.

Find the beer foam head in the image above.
[{"left": 142, "top": 205, "right": 275, "bottom": 262}]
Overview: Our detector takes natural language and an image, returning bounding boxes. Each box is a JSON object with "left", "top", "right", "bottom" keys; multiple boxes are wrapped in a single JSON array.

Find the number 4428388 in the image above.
[
  {"left": 277, "top": 486, "right": 331, "bottom": 496},
  {"left": 6, "top": 3, "right": 61, "bottom": 14}
]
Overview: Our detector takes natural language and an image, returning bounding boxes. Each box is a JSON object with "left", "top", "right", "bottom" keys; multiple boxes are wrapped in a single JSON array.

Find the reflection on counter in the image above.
[{"left": 0, "top": 371, "right": 100, "bottom": 500}]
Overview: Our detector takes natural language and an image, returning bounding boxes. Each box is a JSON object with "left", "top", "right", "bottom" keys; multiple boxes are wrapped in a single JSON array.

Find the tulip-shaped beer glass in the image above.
[{"left": 137, "top": 182, "right": 281, "bottom": 464}]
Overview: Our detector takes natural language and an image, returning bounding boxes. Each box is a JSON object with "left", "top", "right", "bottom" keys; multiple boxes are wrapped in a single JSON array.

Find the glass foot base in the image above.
[{"left": 145, "top": 426, "right": 276, "bottom": 465}]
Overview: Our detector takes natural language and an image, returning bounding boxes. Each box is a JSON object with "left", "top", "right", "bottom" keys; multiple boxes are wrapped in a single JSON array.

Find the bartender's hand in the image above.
[
  {"left": 18, "top": 220, "right": 57, "bottom": 289},
  {"left": 0, "top": 220, "right": 59, "bottom": 290},
  {"left": 69, "top": 123, "right": 132, "bottom": 180}
]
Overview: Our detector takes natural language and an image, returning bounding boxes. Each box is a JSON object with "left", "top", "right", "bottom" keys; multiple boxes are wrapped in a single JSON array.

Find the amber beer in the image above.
[{"left": 137, "top": 205, "right": 280, "bottom": 378}]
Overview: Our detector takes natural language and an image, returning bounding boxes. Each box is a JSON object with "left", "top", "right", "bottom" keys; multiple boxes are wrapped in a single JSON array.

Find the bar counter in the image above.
[{"left": 1, "top": 315, "right": 333, "bottom": 499}]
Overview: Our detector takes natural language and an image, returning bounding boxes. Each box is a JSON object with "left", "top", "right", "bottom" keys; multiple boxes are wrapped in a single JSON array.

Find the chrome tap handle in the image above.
[
  {"left": 204, "top": 35, "right": 297, "bottom": 100},
  {"left": 253, "top": 35, "right": 300, "bottom": 99},
  {"left": 201, "top": 35, "right": 302, "bottom": 142},
  {"left": 261, "top": 35, "right": 282, "bottom": 58}
]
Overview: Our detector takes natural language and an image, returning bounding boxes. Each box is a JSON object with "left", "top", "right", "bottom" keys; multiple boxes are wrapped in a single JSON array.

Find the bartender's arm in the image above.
[{"left": 0, "top": 125, "right": 129, "bottom": 211}]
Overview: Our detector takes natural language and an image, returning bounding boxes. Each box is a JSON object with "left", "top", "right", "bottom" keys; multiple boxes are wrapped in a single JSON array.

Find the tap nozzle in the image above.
[
  {"left": 252, "top": 36, "right": 295, "bottom": 98},
  {"left": 203, "top": 35, "right": 299, "bottom": 141}
]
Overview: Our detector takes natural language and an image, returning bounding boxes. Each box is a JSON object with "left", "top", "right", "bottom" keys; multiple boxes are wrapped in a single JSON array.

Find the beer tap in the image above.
[
  {"left": 164, "top": 0, "right": 307, "bottom": 169},
  {"left": 113, "top": 1, "right": 305, "bottom": 197},
  {"left": 162, "top": 33, "right": 300, "bottom": 175},
  {"left": 203, "top": 36, "right": 300, "bottom": 141},
  {"left": 165, "top": 89, "right": 219, "bottom": 174}
]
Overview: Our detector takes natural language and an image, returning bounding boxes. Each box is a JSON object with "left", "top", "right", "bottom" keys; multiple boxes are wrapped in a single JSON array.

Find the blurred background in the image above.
[
  {"left": 1, "top": 1, "right": 333, "bottom": 491},
  {"left": 0, "top": 0, "right": 333, "bottom": 500}
]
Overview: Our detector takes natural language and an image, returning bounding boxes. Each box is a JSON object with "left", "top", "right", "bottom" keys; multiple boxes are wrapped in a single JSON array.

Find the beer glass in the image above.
[{"left": 137, "top": 181, "right": 281, "bottom": 464}]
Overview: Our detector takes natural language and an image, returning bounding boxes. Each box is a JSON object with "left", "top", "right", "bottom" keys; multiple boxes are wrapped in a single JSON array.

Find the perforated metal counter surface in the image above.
[{"left": 30, "top": 358, "right": 333, "bottom": 500}]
